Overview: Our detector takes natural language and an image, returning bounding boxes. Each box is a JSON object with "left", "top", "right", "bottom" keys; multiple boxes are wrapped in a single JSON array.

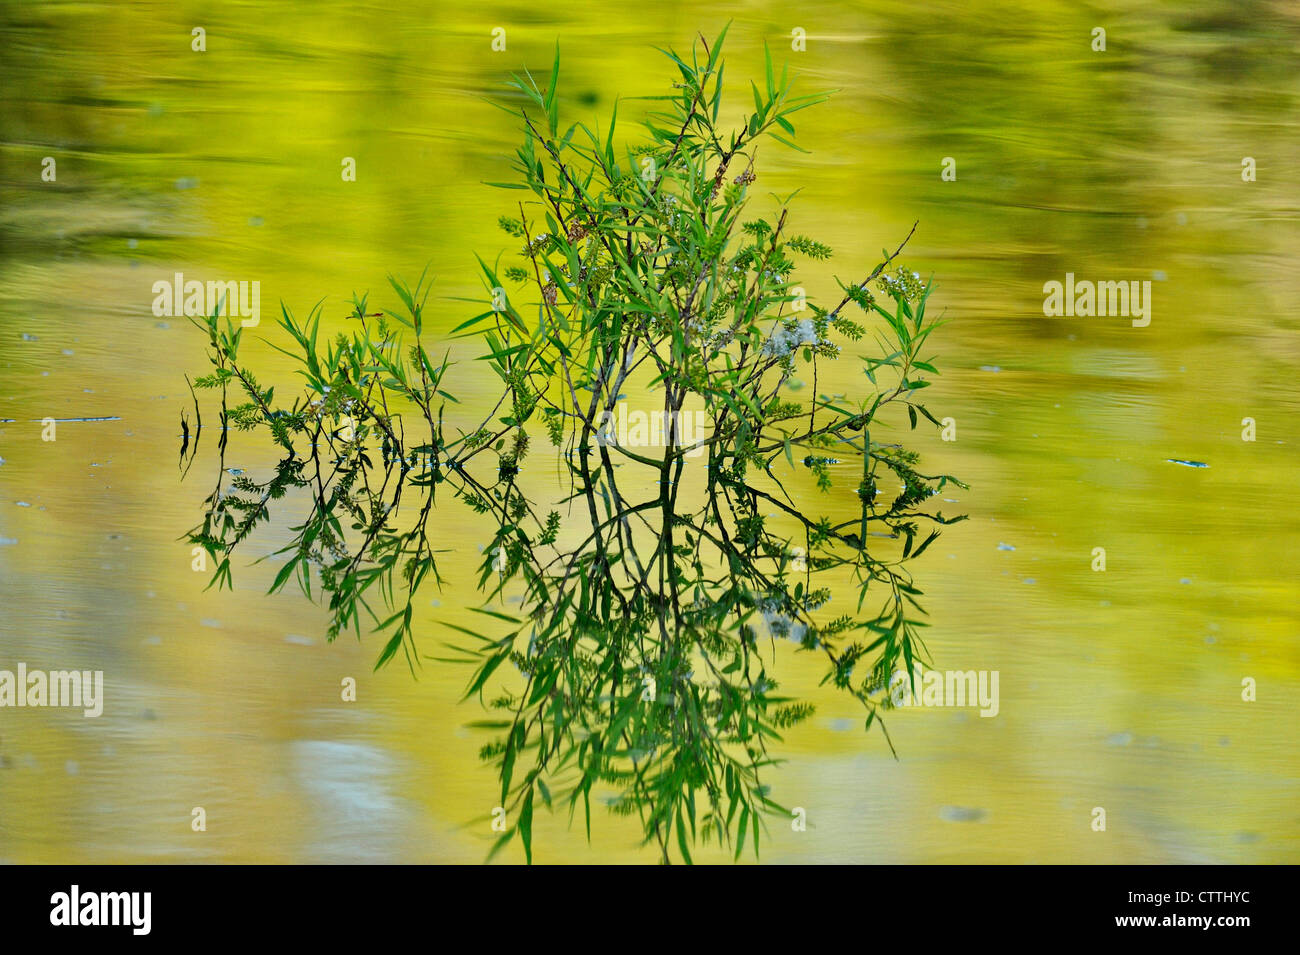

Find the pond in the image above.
[{"left": 0, "top": 1, "right": 1296, "bottom": 863}]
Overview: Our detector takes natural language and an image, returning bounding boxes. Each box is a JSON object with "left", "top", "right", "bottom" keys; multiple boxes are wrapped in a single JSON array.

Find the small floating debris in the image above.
[
  {"left": 20, "top": 333, "right": 38, "bottom": 341},
  {"left": 1106, "top": 732, "right": 1134, "bottom": 746},
  {"left": 979, "top": 365, "right": 1001, "bottom": 373},
  {"left": 15, "top": 501, "right": 31, "bottom": 508},
  {"left": 940, "top": 806, "right": 987, "bottom": 823},
  {"left": 1166, "top": 459, "right": 1208, "bottom": 468},
  {"left": 285, "top": 634, "right": 314, "bottom": 646},
  {"left": 0, "top": 537, "right": 17, "bottom": 546},
  {"left": 996, "top": 542, "right": 1015, "bottom": 551}
]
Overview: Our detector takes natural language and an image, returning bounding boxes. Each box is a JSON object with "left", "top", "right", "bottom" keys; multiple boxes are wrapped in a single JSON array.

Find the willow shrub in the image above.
[{"left": 185, "top": 28, "right": 966, "bottom": 864}]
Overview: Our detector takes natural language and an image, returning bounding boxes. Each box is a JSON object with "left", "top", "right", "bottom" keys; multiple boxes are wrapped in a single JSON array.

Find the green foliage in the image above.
[{"left": 182, "top": 29, "right": 965, "bottom": 865}]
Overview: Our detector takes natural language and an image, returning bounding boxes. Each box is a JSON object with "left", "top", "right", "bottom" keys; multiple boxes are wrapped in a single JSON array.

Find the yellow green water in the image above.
[{"left": 0, "top": 0, "right": 1297, "bottom": 863}]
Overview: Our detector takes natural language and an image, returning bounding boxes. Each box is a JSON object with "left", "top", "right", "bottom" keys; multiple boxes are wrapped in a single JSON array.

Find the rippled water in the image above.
[{"left": 1, "top": 0, "right": 1297, "bottom": 863}]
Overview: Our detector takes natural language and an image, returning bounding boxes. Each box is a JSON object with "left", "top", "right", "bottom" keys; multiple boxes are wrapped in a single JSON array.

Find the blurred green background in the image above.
[{"left": 0, "top": 0, "right": 1297, "bottom": 863}]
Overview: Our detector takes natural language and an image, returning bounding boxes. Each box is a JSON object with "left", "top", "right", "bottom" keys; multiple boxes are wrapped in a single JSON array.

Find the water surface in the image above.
[{"left": 1, "top": 0, "right": 1297, "bottom": 863}]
